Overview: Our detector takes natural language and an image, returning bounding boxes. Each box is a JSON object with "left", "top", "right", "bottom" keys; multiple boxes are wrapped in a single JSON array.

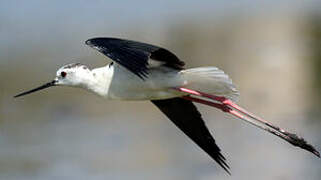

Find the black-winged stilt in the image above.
[{"left": 14, "top": 37, "right": 320, "bottom": 174}]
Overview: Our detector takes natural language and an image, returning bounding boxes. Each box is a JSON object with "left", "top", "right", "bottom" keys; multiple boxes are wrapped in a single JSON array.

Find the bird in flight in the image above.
[{"left": 15, "top": 37, "right": 319, "bottom": 174}]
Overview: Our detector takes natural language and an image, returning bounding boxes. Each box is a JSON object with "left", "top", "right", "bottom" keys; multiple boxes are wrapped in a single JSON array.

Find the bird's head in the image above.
[
  {"left": 55, "top": 63, "right": 92, "bottom": 87},
  {"left": 14, "top": 63, "right": 93, "bottom": 98}
]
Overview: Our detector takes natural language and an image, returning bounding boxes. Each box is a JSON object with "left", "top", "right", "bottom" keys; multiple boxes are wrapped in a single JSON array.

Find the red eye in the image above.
[{"left": 61, "top": 71, "right": 67, "bottom": 77}]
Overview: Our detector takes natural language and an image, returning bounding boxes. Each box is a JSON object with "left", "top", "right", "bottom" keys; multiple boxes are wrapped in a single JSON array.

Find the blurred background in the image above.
[{"left": 1, "top": 0, "right": 321, "bottom": 179}]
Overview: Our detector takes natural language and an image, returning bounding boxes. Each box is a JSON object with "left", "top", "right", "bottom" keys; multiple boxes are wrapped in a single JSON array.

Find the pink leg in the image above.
[
  {"left": 179, "top": 88, "right": 287, "bottom": 133},
  {"left": 176, "top": 87, "right": 320, "bottom": 158}
]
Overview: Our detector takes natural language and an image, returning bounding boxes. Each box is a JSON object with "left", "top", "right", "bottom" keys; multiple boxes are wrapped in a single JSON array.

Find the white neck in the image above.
[{"left": 84, "top": 65, "right": 113, "bottom": 97}]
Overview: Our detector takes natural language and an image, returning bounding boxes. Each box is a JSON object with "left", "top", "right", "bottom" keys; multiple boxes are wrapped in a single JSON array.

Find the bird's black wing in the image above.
[
  {"left": 85, "top": 37, "right": 185, "bottom": 79},
  {"left": 151, "top": 97, "right": 230, "bottom": 174}
]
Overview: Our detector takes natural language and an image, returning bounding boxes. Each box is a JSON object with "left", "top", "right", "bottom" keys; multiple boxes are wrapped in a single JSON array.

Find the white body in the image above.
[
  {"left": 90, "top": 64, "right": 185, "bottom": 100},
  {"left": 56, "top": 63, "right": 239, "bottom": 101}
]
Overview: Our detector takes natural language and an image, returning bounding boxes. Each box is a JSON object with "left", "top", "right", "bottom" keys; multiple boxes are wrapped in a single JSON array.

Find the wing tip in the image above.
[
  {"left": 85, "top": 38, "right": 98, "bottom": 46},
  {"left": 85, "top": 38, "right": 103, "bottom": 47},
  {"left": 85, "top": 37, "right": 120, "bottom": 46},
  {"left": 85, "top": 39, "right": 92, "bottom": 45},
  {"left": 214, "top": 153, "right": 231, "bottom": 175}
]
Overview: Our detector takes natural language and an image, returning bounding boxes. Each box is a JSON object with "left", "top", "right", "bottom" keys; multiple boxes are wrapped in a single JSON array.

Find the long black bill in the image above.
[{"left": 14, "top": 80, "right": 56, "bottom": 98}]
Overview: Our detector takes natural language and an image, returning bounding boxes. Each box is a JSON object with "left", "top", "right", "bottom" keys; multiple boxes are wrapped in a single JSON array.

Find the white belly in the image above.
[{"left": 105, "top": 64, "right": 186, "bottom": 100}]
